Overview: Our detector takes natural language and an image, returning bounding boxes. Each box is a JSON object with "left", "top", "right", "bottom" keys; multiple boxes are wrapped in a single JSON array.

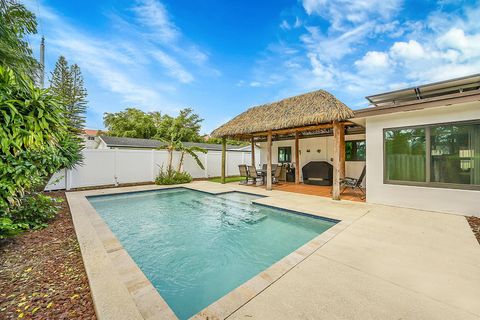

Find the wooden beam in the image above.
[
  {"left": 251, "top": 137, "right": 255, "bottom": 166},
  {"left": 221, "top": 137, "right": 226, "bottom": 184},
  {"left": 266, "top": 132, "right": 272, "bottom": 191},
  {"left": 332, "top": 122, "right": 343, "bottom": 200},
  {"left": 249, "top": 121, "right": 355, "bottom": 138},
  {"left": 295, "top": 131, "right": 300, "bottom": 184}
]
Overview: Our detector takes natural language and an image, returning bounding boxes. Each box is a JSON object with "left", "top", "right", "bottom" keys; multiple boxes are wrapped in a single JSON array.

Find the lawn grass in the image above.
[{"left": 208, "top": 176, "right": 245, "bottom": 183}]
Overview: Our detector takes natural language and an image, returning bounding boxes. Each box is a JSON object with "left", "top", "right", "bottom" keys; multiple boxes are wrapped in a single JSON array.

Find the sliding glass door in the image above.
[{"left": 384, "top": 120, "right": 480, "bottom": 189}]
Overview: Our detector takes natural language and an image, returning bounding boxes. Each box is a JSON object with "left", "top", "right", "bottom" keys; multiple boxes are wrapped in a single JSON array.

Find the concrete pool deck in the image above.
[{"left": 67, "top": 181, "right": 480, "bottom": 319}]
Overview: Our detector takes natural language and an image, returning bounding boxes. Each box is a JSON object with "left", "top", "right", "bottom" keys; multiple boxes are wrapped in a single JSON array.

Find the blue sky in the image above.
[{"left": 25, "top": 0, "right": 480, "bottom": 134}]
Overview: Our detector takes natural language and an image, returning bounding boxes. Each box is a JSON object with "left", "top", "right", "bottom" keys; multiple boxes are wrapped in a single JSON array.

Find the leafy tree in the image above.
[
  {"left": 104, "top": 107, "right": 204, "bottom": 142},
  {"left": 103, "top": 108, "right": 162, "bottom": 139},
  {"left": 0, "top": 0, "right": 38, "bottom": 78},
  {"left": 50, "top": 56, "right": 88, "bottom": 133},
  {"left": 156, "top": 108, "right": 203, "bottom": 142},
  {"left": 0, "top": 66, "right": 82, "bottom": 238}
]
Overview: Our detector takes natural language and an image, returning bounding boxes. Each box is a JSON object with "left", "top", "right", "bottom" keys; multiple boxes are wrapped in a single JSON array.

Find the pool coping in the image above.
[{"left": 67, "top": 183, "right": 352, "bottom": 320}]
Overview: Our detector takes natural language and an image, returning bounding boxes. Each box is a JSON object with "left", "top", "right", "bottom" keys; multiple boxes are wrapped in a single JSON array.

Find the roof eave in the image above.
[{"left": 355, "top": 89, "right": 480, "bottom": 118}]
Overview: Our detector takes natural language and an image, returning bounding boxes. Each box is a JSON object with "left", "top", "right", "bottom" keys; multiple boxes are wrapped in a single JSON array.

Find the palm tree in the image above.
[
  {"left": 176, "top": 142, "right": 207, "bottom": 172},
  {"left": 157, "top": 133, "right": 181, "bottom": 172}
]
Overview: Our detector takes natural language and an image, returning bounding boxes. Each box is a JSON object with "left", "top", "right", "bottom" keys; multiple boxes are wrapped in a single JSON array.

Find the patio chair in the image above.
[
  {"left": 340, "top": 166, "right": 366, "bottom": 198},
  {"left": 238, "top": 165, "right": 248, "bottom": 185},
  {"left": 273, "top": 165, "right": 282, "bottom": 184},
  {"left": 247, "top": 165, "right": 262, "bottom": 185}
]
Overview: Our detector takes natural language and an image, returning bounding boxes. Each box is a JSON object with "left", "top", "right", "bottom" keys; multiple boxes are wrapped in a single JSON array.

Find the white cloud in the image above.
[
  {"left": 280, "top": 20, "right": 291, "bottom": 30},
  {"left": 280, "top": 17, "right": 302, "bottom": 30},
  {"left": 390, "top": 40, "right": 425, "bottom": 60},
  {"left": 355, "top": 51, "right": 390, "bottom": 73},
  {"left": 294, "top": 17, "right": 302, "bottom": 28},
  {"left": 437, "top": 28, "right": 480, "bottom": 60},
  {"left": 46, "top": 28, "right": 170, "bottom": 108},
  {"left": 150, "top": 50, "right": 194, "bottom": 83},
  {"left": 301, "top": 23, "right": 373, "bottom": 61},
  {"left": 302, "top": 0, "right": 402, "bottom": 30},
  {"left": 131, "top": 0, "right": 179, "bottom": 42}
]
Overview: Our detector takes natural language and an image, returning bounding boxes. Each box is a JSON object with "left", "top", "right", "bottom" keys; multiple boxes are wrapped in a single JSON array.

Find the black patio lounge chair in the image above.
[
  {"left": 247, "top": 165, "right": 262, "bottom": 185},
  {"left": 273, "top": 165, "right": 282, "bottom": 184},
  {"left": 238, "top": 165, "right": 248, "bottom": 184},
  {"left": 341, "top": 165, "right": 366, "bottom": 198}
]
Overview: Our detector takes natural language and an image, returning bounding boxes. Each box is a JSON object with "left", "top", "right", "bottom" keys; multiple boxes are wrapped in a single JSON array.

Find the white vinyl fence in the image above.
[{"left": 45, "top": 149, "right": 260, "bottom": 191}]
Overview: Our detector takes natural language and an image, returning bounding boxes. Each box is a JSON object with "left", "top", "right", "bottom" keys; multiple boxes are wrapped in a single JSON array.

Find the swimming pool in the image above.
[{"left": 88, "top": 188, "right": 336, "bottom": 319}]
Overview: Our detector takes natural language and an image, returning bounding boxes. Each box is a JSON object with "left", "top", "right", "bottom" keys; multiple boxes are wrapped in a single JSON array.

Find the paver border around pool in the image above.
[{"left": 66, "top": 182, "right": 358, "bottom": 320}]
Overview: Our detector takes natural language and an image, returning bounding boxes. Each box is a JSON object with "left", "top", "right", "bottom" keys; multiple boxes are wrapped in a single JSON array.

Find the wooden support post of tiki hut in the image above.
[
  {"left": 332, "top": 121, "right": 345, "bottom": 200},
  {"left": 251, "top": 137, "right": 255, "bottom": 166},
  {"left": 266, "top": 132, "right": 272, "bottom": 191},
  {"left": 295, "top": 131, "right": 300, "bottom": 184},
  {"left": 221, "top": 137, "right": 226, "bottom": 184}
]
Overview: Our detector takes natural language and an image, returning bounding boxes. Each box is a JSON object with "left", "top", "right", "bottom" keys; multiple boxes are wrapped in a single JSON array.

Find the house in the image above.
[
  {"left": 81, "top": 129, "right": 101, "bottom": 149},
  {"left": 97, "top": 135, "right": 256, "bottom": 152},
  {"left": 212, "top": 74, "right": 480, "bottom": 216}
]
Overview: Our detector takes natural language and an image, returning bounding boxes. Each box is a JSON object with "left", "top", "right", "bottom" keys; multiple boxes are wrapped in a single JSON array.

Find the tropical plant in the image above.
[
  {"left": 176, "top": 142, "right": 207, "bottom": 172},
  {"left": 158, "top": 133, "right": 181, "bottom": 172},
  {"left": 155, "top": 165, "right": 192, "bottom": 185},
  {"left": 0, "top": 0, "right": 39, "bottom": 78},
  {"left": 50, "top": 56, "right": 88, "bottom": 133},
  {"left": 0, "top": 66, "right": 82, "bottom": 238},
  {"left": 157, "top": 132, "right": 206, "bottom": 172}
]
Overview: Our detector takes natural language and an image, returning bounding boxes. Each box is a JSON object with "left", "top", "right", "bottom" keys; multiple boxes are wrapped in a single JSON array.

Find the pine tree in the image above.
[
  {"left": 69, "top": 63, "right": 87, "bottom": 131},
  {"left": 49, "top": 56, "right": 88, "bottom": 133}
]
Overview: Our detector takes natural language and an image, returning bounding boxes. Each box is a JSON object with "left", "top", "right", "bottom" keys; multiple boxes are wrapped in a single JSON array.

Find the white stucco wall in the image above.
[
  {"left": 258, "top": 134, "right": 366, "bottom": 184},
  {"left": 365, "top": 101, "right": 480, "bottom": 216}
]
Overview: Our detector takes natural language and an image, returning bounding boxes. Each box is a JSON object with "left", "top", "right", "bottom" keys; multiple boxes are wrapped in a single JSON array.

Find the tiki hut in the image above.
[
  {"left": 211, "top": 90, "right": 354, "bottom": 138},
  {"left": 211, "top": 89, "right": 356, "bottom": 200}
]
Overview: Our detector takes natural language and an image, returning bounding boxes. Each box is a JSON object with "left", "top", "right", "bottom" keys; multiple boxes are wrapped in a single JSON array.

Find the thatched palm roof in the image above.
[{"left": 211, "top": 89, "right": 354, "bottom": 138}]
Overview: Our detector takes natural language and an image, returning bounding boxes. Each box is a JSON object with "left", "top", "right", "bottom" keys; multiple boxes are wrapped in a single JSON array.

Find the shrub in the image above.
[
  {"left": 155, "top": 166, "right": 192, "bottom": 185},
  {"left": 9, "top": 193, "right": 61, "bottom": 229},
  {"left": 0, "top": 217, "right": 27, "bottom": 239}
]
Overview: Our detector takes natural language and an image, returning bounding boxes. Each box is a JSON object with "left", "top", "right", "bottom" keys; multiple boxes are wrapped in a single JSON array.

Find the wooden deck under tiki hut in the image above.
[{"left": 211, "top": 89, "right": 356, "bottom": 200}]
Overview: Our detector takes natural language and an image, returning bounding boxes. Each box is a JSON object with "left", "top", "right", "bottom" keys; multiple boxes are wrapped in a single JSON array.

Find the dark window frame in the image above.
[
  {"left": 278, "top": 146, "right": 292, "bottom": 163},
  {"left": 383, "top": 119, "right": 480, "bottom": 191},
  {"left": 345, "top": 140, "right": 366, "bottom": 161}
]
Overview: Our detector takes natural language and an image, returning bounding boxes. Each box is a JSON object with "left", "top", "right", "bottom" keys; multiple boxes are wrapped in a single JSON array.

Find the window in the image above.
[
  {"left": 430, "top": 123, "right": 480, "bottom": 185},
  {"left": 384, "top": 120, "right": 480, "bottom": 189},
  {"left": 278, "top": 146, "right": 292, "bottom": 163},
  {"left": 385, "top": 128, "right": 426, "bottom": 182},
  {"left": 345, "top": 140, "right": 366, "bottom": 161},
  {"left": 87, "top": 136, "right": 95, "bottom": 141}
]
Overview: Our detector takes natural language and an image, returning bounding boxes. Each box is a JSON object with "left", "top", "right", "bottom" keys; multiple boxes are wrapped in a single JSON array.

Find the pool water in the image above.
[{"left": 88, "top": 188, "right": 336, "bottom": 319}]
